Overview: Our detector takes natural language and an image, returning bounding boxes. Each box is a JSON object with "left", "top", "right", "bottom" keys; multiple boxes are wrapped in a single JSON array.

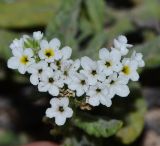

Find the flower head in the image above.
[
  {"left": 27, "top": 61, "right": 48, "bottom": 85},
  {"left": 7, "top": 48, "right": 35, "bottom": 74},
  {"left": 81, "top": 57, "right": 105, "bottom": 85},
  {"left": 98, "top": 48, "right": 122, "bottom": 76},
  {"left": 39, "top": 38, "right": 62, "bottom": 62},
  {"left": 46, "top": 97, "right": 73, "bottom": 126},
  {"left": 131, "top": 51, "right": 145, "bottom": 67},
  {"left": 120, "top": 58, "right": 139, "bottom": 81},
  {"left": 113, "top": 35, "right": 133, "bottom": 55},
  {"left": 86, "top": 82, "right": 111, "bottom": 107},
  {"left": 105, "top": 73, "right": 130, "bottom": 98},
  {"left": 38, "top": 69, "right": 64, "bottom": 96}
]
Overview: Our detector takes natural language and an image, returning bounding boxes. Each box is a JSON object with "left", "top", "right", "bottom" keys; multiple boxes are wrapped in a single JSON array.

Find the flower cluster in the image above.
[{"left": 7, "top": 32, "right": 145, "bottom": 125}]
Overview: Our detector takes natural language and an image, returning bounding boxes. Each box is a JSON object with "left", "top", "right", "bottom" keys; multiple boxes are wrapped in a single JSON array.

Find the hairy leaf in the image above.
[{"left": 74, "top": 118, "right": 123, "bottom": 138}]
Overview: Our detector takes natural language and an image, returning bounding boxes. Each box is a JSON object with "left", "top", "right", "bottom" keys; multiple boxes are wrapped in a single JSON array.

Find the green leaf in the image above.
[
  {"left": 74, "top": 118, "right": 123, "bottom": 138},
  {"left": 84, "top": 0, "right": 106, "bottom": 32},
  {"left": 0, "top": 130, "right": 19, "bottom": 145},
  {"left": 46, "top": 0, "right": 81, "bottom": 49},
  {"left": 0, "top": 0, "right": 60, "bottom": 28},
  {"left": 116, "top": 98, "right": 146, "bottom": 144},
  {"left": 134, "top": 36, "right": 160, "bottom": 68}
]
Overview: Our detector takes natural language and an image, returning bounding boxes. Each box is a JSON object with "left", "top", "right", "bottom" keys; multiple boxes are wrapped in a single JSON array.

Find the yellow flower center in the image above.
[
  {"left": 20, "top": 55, "right": 29, "bottom": 65},
  {"left": 45, "top": 49, "right": 54, "bottom": 58},
  {"left": 122, "top": 65, "right": 130, "bottom": 75}
]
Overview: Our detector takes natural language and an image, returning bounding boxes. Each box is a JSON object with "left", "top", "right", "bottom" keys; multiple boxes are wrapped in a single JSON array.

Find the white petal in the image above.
[
  {"left": 71, "top": 59, "right": 80, "bottom": 71},
  {"left": 76, "top": 88, "right": 85, "bottom": 97},
  {"left": 81, "top": 56, "right": 94, "bottom": 70},
  {"left": 88, "top": 97, "right": 100, "bottom": 106},
  {"left": 46, "top": 108, "right": 56, "bottom": 118},
  {"left": 50, "top": 98, "right": 60, "bottom": 107},
  {"left": 48, "top": 85, "right": 59, "bottom": 96},
  {"left": 130, "top": 72, "right": 139, "bottom": 81},
  {"left": 100, "top": 97, "right": 112, "bottom": 107},
  {"left": 18, "top": 65, "right": 26, "bottom": 74},
  {"left": 115, "top": 84, "right": 130, "bottom": 97},
  {"left": 54, "top": 49, "right": 62, "bottom": 60},
  {"left": 60, "top": 97, "right": 69, "bottom": 107},
  {"left": 30, "top": 74, "right": 39, "bottom": 85},
  {"left": 49, "top": 38, "right": 61, "bottom": 50},
  {"left": 38, "top": 50, "right": 45, "bottom": 59},
  {"left": 38, "top": 82, "right": 50, "bottom": 92},
  {"left": 99, "top": 48, "right": 109, "bottom": 60},
  {"left": 40, "top": 40, "right": 49, "bottom": 49},
  {"left": 24, "top": 48, "right": 33, "bottom": 57},
  {"left": 7, "top": 57, "right": 19, "bottom": 69},
  {"left": 55, "top": 116, "right": 66, "bottom": 126},
  {"left": 27, "top": 65, "right": 37, "bottom": 74},
  {"left": 63, "top": 107, "right": 73, "bottom": 118},
  {"left": 88, "top": 77, "right": 97, "bottom": 85},
  {"left": 12, "top": 48, "right": 23, "bottom": 57},
  {"left": 62, "top": 46, "right": 72, "bottom": 60},
  {"left": 110, "top": 49, "right": 121, "bottom": 62}
]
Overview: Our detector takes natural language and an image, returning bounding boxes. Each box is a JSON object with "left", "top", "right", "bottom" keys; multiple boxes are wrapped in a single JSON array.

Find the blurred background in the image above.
[{"left": 0, "top": 0, "right": 160, "bottom": 146}]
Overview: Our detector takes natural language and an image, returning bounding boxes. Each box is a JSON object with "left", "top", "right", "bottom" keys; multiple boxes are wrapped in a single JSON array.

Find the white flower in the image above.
[
  {"left": 113, "top": 35, "right": 133, "bottom": 55},
  {"left": 120, "top": 58, "right": 139, "bottom": 81},
  {"left": 7, "top": 48, "right": 35, "bottom": 74},
  {"left": 81, "top": 57, "right": 105, "bottom": 85},
  {"left": 38, "top": 38, "right": 62, "bottom": 62},
  {"left": 86, "top": 82, "right": 111, "bottom": 107},
  {"left": 98, "top": 48, "right": 122, "bottom": 76},
  {"left": 68, "top": 72, "right": 89, "bottom": 97},
  {"left": 105, "top": 73, "right": 130, "bottom": 98},
  {"left": 33, "top": 31, "right": 43, "bottom": 40},
  {"left": 38, "top": 69, "right": 64, "bottom": 96},
  {"left": 46, "top": 97, "right": 73, "bottom": 126},
  {"left": 27, "top": 61, "right": 48, "bottom": 85},
  {"left": 131, "top": 51, "right": 145, "bottom": 67}
]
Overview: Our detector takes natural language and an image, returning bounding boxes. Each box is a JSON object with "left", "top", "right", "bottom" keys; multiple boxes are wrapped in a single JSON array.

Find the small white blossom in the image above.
[
  {"left": 7, "top": 48, "right": 35, "bottom": 74},
  {"left": 46, "top": 97, "right": 73, "bottom": 126},
  {"left": 33, "top": 31, "right": 43, "bottom": 40},
  {"left": 98, "top": 48, "right": 122, "bottom": 76},
  {"left": 131, "top": 51, "right": 145, "bottom": 67},
  {"left": 120, "top": 58, "right": 139, "bottom": 81},
  {"left": 39, "top": 38, "right": 62, "bottom": 62},
  {"left": 81, "top": 57, "right": 105, "bottom": 85},
  {"left": 27, "top": 61, "right": 48, "bottom": 85},
  {"left": 105, "top": 73, "right": 130, "bottom": 98},
  {"left": 113, "top": 35, "right": 133, "bottom": 55},
  {"left": 38, "top": 69, "right": 64, "bottom": 96},
  {"left": 68, "top": 72, "right": 89, "bottom": 97},
  {"left": 86, "top": 83, "right": 111, "bottom": 107}
]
